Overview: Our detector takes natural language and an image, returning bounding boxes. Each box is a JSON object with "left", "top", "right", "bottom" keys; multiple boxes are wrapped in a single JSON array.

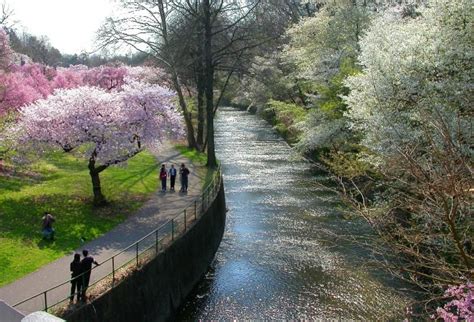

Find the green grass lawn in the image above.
[
  {"left": 0, "top": 151, "right": 158, "bottom": 287},
  {"left": 175, "top": 144, "right": 208, "bottom": 165}
]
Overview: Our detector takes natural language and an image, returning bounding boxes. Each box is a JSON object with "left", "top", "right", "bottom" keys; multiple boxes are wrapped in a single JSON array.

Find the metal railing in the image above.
[{"left": 13, "top": 166, "right": 222, "bottom": 315}]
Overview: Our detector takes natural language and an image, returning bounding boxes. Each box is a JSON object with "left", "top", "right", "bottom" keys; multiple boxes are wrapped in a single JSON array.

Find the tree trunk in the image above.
[
  {"left": 157, "top": 0, "right": 197, "bottom": 149},
  {"left": 203, "top": 0, "right": 217, "bottom": 168},
  {"left": 196, "top": 28, "right": 206, "bottom": 151},
  {"left": 171, "top": 71, "right": 197, "bottom": 149},
  {"left": 88, "top": 154, "right": 107, "bottom": 207},
  {"left": 196, "top": 65, "right": 205, "bottom": 151}
]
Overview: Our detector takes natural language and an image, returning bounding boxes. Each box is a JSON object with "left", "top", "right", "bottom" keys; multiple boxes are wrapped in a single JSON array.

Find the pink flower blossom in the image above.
[{"left": 434, "top": 283, "right": 474, "bottom": 321}]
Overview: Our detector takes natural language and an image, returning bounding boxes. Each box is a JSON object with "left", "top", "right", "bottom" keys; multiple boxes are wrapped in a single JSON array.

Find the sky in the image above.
[{"left": 5, "top": 0, "right": 116, "bottom": 55}]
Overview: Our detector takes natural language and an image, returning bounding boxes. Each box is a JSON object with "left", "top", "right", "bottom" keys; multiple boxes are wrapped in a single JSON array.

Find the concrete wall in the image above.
[
  {"left": 0, "top": 300, "right": 25, "bottom": 322},
  {"left": 65, "top": 181, "right": 226, "bottom": 322}
]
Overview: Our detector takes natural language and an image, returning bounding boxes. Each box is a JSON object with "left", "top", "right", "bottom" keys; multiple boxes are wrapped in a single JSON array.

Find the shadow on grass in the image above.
[
  {"left": 37, "top": 238, "right": 55, "bottom": 249},
  {"left": 107, "top": 163, "right": 159, "bottom": 193},
  {"left": 0, "top": 193, "right": 145, "bottom": 252},
  {"left": 44, "top": 153, "right": 88, "bottom": 173},
  {"left": 0, "top": 177, "right": 30, "bottom": 193},
  {"left": 0, "top": 155, "right": 82, "bottom": 192}
]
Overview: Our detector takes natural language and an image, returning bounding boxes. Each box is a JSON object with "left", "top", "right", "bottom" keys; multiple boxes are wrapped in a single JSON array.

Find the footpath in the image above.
[{"left": 0, "top": 142, "right": 204, "bottom": 314}]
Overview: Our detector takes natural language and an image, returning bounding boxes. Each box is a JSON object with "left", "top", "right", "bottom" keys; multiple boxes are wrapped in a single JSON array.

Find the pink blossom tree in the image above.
[
  {"left": 51, "top": 65, "right": 87, "bottom": 89},
  {"left": 433, "top": 283, "right": 474, "bottom": 321},
  {"left": 0, "top": 64, "right": 53, "bottom": 114},
  {"left": 17, "top": 82, "right": 184, "bottom": 206},
  {"left": 0, "top": 63, "right": 148, "bottom": 114},
  {"left": 1, "top": 30, "right": 147, "bottom": 115},
  {"left": 83, "top": 65, "right": 128, "bottom": 91}
]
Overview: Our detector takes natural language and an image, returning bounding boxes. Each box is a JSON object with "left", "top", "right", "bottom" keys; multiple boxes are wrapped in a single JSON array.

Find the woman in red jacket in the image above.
[{"left": 160, "top": 164, "right": 167, "bottom": 192}]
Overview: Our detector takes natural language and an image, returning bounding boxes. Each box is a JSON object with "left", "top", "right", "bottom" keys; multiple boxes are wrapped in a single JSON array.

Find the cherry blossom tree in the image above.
[
  {"left": 17, "top": 81, "right": 184, "bottom": 206},
  {"left": 50, "top": 65, "right": 87, "bottom": 89},
  {"left": 0, "top": 63, "right": 53, "bottom": 113},
  {"left": 83, "top": 65, "right": 128, "bottom": 91},
  {"left": 0, "top": 62, "right": 159, "bottom": 115}
]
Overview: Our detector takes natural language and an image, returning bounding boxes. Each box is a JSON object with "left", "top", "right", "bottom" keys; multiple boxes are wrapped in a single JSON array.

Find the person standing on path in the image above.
[
  {"left": 160, "top": 164, "right": 167, "bottom": 192},
  {"left": 169, "top": 164, "right": 177, "bottom": 191},
  {"left": 69, "top": 253, "right": 83, "bottom": 302},
  {"left": 80, "top": 249, "right": 99, "bottom": 301},
  {"left": 180, "top": 163, "right": 190, "bottom": 192}
]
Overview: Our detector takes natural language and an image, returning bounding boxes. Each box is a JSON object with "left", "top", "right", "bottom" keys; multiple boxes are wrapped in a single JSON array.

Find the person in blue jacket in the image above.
[{"left": 169, "top": 164, "right": 177, "bottom": 191}]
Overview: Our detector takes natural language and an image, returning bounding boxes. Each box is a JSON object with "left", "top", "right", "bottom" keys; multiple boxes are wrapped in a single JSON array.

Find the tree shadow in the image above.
[
  {"left": 37, "top": 238, "right": 56, "bottom": 249},
  {"left": 107, "top": 163, "right": 159, "bottom": 192}
]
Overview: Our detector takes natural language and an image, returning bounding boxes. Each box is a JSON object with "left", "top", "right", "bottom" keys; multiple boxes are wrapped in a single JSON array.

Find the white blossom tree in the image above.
[{"left": 343, "top": 0, "right": 473, "bottom": 290}]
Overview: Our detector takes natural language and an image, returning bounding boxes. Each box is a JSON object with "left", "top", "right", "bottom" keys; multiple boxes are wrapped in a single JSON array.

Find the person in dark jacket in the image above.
[
  {"left": 80, "top": 249, "right": 99, "bottom": 301},
  {"left": 179, "top": 163, "right": 190, "bottom": 192},
  {"left": 159, "top": 164, "right": 167, "bottom": 192},
  {"left": 69, "top": 253, "right": 83, "bottom": 302}
]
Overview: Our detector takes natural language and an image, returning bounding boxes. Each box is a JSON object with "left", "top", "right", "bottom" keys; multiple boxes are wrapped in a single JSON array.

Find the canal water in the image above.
[{"left": 176, "top": 107, "right": 412, "bottom": 320}]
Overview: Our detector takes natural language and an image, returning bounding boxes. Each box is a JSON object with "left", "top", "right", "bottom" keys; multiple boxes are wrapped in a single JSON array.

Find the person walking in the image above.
[
  {"left": 80, "top": 249, "right": 99, "bottom": 301},
  {"left": 69, "top": 253, "right": 83, "bottom": 302},
  {"left": 180, "top": 163, "right": 190, "bottom": 192},
  {"left": 41, "top": 212, "right": 55, "bottom": 240},
  {"left": 169, "top": 164, "right": 177, "bottom": 191},
  {"left": 159, "top": 164, "right": 167, "bottom": 192}
]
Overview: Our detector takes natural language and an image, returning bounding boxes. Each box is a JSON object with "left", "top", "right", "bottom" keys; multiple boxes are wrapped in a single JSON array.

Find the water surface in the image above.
[{"left": 177, "top": 107, "right": 411, "bottom": 320}]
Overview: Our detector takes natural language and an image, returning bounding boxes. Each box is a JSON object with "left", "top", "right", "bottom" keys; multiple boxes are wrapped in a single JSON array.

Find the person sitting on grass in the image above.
[{"left": 41, "top": 212, "right": 55, "bottom": 240}]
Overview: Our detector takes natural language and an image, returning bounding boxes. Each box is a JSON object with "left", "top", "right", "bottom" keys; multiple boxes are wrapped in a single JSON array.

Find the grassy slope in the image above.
[{"left": 0, "top": 151, "right": 158, "bottom": 287}]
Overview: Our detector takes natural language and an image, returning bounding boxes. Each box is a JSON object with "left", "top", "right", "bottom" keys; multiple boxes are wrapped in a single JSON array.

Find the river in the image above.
[{"left": 176, "top": 107, "right": 413, "bottom": 320}]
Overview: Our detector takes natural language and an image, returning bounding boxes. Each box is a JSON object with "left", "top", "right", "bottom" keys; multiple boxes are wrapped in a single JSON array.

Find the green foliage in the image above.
[
  {"left": 174, "top": 144, "right": 216, "bottom": 188},
  {"left": 175, "top": 144, "right": 207, "bottom": 165},
  {"left": 316, "top": 58, "right": 360, "bottom": 119},
  {"left": 322, "top": 150, "right": 372, "bottom": 179},
  {"left": 0, "top": 151, "right": 158, "bottom": 286},
  {"left": 263, "top": 99, "right": 307, "bottom": 144}
]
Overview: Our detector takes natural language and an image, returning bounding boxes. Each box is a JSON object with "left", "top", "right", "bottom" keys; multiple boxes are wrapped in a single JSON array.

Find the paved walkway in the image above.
[{"left": 0, "top": 143, "right": 205, "bottom": 314}]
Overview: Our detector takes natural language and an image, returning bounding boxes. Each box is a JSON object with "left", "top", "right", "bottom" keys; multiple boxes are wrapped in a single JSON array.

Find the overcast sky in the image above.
[{"left": 6, "top": 0, "right": 116, "bottom": 55}]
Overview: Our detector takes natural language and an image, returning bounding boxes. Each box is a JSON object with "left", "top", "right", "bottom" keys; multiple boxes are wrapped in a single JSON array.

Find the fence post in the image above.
[
  {"left": 184, "top": 209, "right": 187, "bottom": 231},
  {"left": 136, "top": 243, "right": 139, "bottom": 267},
  {"left": 195, "top": 200, "right": 197, "bottom": 220},
  {"left": 202, "top": 192, "right": 205, "bottom": 212},
  {"left": 155, "top": 230, "right": 159, "bottom": 254},
  {"left": 44, "top": 291, "right": 48, "bottom": 311},
  {"left": 171, "top": 219, "right": 174, "bottom": 241},
  {"left": 112, "top": 256, "right": 115, "bottom": 286}
]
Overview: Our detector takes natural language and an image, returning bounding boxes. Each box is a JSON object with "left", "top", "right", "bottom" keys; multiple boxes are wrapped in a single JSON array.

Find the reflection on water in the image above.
[{"left": 176, "top": 108, "right": 412, "bottom": 320}]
